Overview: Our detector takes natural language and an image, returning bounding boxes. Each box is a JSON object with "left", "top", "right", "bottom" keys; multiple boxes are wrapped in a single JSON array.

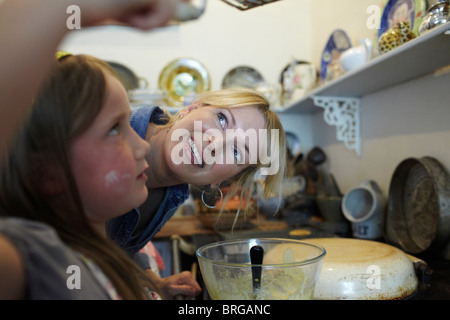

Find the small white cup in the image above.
[
  {"left": 342, "top": 180, "right": 385, "bottom": 239},
  {"left": 339, "top": 38, "right": 373, "bottom": 72}
]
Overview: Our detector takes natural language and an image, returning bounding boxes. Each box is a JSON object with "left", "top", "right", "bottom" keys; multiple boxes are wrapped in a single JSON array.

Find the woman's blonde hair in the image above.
[
  {"left": 0, "top": 54, "right": 155, "bottom": 299},
  {"left": 165, "top": 87, "right": 287, "bottom": 215}
]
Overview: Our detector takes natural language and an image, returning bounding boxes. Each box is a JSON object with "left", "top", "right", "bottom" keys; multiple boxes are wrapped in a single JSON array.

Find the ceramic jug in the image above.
[
  {"left": 293, "top": 63, "right": 316, "bottom": 101},
  {"left": 342, "top": 180, "right": 385, "bottom": 239}
]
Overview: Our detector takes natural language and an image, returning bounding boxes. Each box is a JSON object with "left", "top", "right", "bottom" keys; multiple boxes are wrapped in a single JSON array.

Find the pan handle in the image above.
[{"left": 407, "top": 254, "right": 433, "bottom": 285}]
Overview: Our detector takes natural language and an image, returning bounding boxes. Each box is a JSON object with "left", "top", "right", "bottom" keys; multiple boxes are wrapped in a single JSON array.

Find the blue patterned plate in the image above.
[
  {"left": 378, "top": 0, "right": 427, "bottom": 38},
  {"left": 320, "top": 29, "right": 352, "bottom": 82}
]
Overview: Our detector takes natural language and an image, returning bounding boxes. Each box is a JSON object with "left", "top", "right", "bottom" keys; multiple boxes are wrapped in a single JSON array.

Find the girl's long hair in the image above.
[{"left": 0, "top": 54, "right": 155, "bottom": 299}]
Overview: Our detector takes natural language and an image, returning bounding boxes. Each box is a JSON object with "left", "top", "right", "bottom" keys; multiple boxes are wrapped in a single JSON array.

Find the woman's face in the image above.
[
  {"left": 164, "top": 104, "right": 267, "bottom": 186},
  {"left": 69, "top": 74, "right": 150, "bottom": 230}
]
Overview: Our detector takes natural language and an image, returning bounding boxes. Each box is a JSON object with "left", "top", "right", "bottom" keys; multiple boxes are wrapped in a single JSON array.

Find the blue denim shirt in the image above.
[{"left": 106, "top": 106, "right": 189, "bottom": 255}]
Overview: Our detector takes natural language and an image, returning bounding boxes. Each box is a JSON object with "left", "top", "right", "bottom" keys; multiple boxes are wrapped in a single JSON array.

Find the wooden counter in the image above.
[{"left": 154, "top": 215, "right": 290, "bottom": 239}]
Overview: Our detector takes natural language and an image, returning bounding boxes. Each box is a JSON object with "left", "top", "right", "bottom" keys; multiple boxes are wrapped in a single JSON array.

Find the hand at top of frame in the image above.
[{"left": 76, "top": 0, "right": 178, "bottom": 30}]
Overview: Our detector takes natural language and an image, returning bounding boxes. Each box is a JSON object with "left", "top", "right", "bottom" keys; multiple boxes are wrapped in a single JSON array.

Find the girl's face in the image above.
[
  {"left": 70, "top": 73, "right": 150, "bottom": 230},
  {"left": 164, "top": 105, "right": 267, "bottom": 186}
]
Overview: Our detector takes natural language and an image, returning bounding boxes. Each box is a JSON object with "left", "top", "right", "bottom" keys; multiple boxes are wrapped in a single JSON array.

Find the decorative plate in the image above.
[
  {"left": 320, "top": 29, "right": 352, "bottom": 82},
  {"left": 221, "top": 66, "right": 265, "bottom": 89},
  {"left": 378, "top": 0, "right": 427, "bottom": 38},
  {"left": 107, "top": 61, "right": 143, "bottom": 91},
  {"left": 158, "top": 58, "right": 211, "bottom": 107}
]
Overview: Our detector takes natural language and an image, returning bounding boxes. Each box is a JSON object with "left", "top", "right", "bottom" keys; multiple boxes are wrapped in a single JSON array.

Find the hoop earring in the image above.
[{"left": 201, "top": 187, "right": 223, "bottom": 209}]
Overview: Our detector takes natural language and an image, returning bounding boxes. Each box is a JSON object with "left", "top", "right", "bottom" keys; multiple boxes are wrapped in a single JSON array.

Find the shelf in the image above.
[{"left": 280, "top": 22, "right": 450, "bottom": 114}]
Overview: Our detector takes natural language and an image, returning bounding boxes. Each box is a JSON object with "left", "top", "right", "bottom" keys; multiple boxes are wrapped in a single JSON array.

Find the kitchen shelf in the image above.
[
  {"left": 280, "top": 21, "right": 450, "bottom": 114},
  {"left": 134, "top": 23, "right": 450, "bottom": 156}
]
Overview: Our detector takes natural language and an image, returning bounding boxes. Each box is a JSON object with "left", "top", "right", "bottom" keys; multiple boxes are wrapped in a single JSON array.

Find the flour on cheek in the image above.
[{"left": 104, "top": 170, "right": 132, "bottom": 192}]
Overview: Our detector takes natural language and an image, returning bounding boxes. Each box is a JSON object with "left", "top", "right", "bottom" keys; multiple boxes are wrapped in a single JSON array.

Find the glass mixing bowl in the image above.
[{"left": 196, "top": 238, "right": 326, "bottom": 300}]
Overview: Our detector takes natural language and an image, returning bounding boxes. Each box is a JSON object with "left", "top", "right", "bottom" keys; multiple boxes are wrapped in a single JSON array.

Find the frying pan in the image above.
[
  {"left": 384, "top": 156, "right": 450, "bottom": 258},
  {"left": 303, "top": 238, "right": 426, "bottom": 300}
]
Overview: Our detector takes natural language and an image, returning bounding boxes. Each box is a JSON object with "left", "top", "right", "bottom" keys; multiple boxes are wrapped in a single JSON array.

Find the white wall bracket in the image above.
[{"left": 312, "top": 96, "right": 361, "bottom": 157}]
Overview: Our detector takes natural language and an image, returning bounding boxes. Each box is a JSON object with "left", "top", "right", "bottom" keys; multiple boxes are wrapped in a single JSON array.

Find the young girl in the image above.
[{"left": 0, "top": 54, "right": 156, "bottom": 299}]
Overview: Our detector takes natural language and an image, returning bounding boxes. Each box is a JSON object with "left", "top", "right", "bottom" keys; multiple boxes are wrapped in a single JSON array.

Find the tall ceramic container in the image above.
[{"left": 342, "top": 180, "right": 385, "bottom": 239}]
